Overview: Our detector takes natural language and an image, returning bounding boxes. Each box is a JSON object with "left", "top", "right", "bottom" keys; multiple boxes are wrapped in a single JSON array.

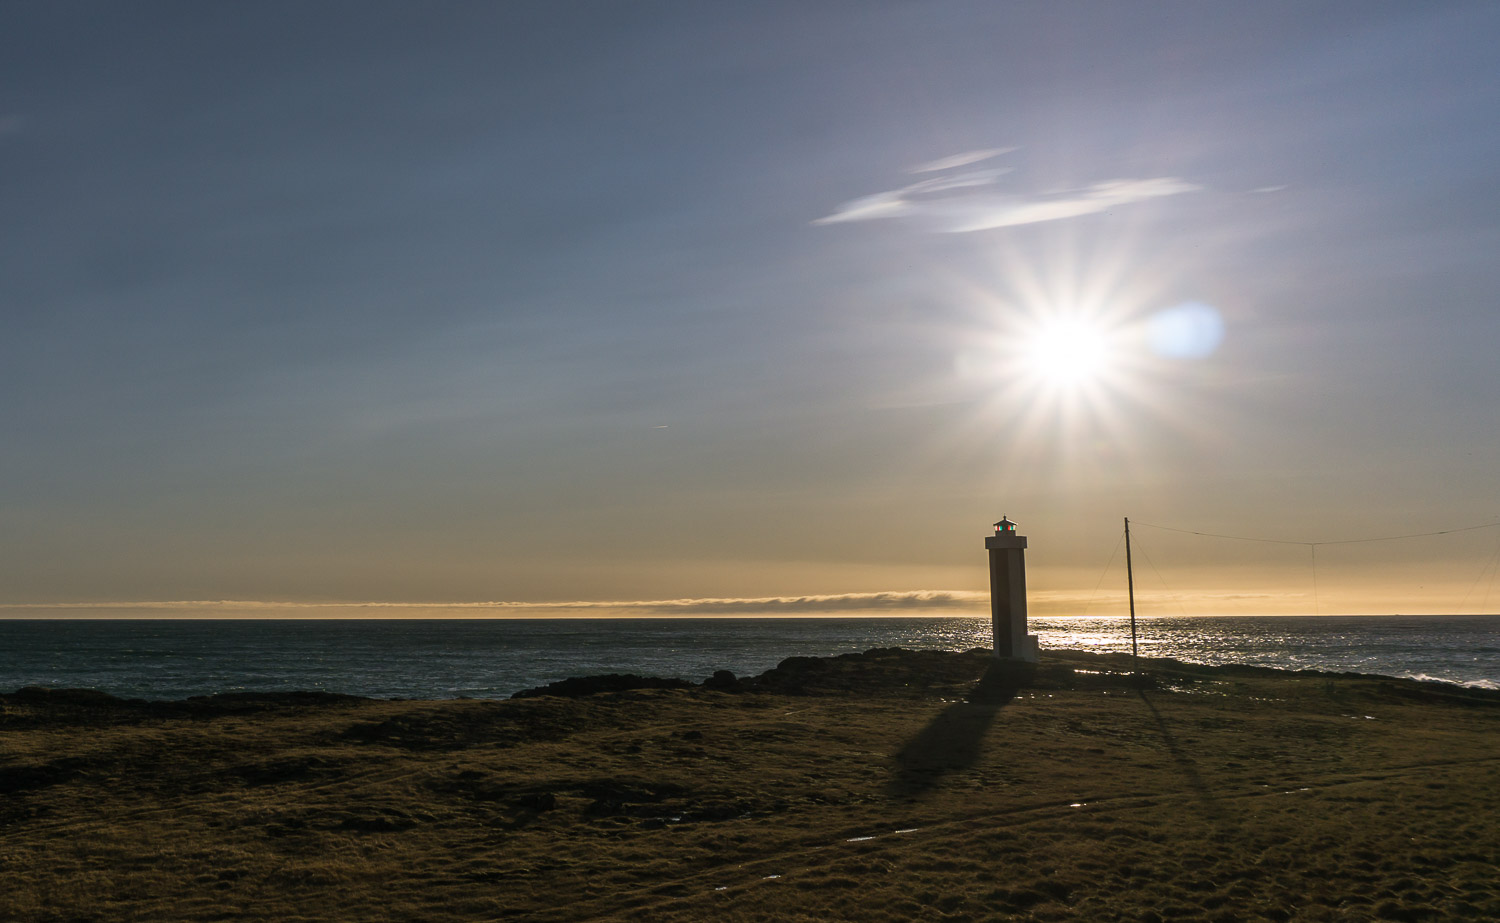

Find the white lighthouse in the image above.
[{"left": 985, "top": 517, "right": 1040, "bottom": 662}]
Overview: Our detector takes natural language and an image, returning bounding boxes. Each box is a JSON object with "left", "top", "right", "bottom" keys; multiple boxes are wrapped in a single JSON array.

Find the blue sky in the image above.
[{"left": 4, "top": 1, "right": 1499, "bottom": 615}]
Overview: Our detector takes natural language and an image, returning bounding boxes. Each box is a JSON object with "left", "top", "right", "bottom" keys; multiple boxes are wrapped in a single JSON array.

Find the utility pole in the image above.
[{"left": 1124, "top": 516, "right": 1138, "bottom": 665}]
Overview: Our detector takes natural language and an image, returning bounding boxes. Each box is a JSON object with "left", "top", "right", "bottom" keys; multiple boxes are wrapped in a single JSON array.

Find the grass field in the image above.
[{"left": 3, "top": 648, "right": 1498, "bottom": 921}]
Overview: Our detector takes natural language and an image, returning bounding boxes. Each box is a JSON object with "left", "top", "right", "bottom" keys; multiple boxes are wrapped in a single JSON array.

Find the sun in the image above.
[{"left": 1023, "top": 317, "right": 1114, "bottom": 388}]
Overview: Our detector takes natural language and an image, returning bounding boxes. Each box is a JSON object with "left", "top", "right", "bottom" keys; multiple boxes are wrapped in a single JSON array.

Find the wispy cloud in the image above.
[
  {"left": 908, "top": 147, "right": 1016, "bottom": 173},
  {"left": 817, "top": 150, "right": 1199, "bottom": 233},
  {"left": 1, "top": 591, "right": 988, "bottom": 618}
]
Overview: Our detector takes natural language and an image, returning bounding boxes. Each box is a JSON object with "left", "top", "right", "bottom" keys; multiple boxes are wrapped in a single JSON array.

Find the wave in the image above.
[{"left": 1401, "top": 672, "right": 1500, "bottom": 691}]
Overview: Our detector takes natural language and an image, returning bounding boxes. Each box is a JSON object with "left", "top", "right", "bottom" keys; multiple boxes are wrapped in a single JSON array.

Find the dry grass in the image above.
[{"left": 2, "top": 649, "right": 1498, "bottom": 921}]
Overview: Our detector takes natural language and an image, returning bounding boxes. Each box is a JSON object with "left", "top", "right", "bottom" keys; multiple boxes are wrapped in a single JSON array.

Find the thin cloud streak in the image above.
[
  {"left": 908, "top": 147, "right": 1017, "bottom": 173},
  {"left": 816, "top": 168, "right": 1199, "bottom": 232}
]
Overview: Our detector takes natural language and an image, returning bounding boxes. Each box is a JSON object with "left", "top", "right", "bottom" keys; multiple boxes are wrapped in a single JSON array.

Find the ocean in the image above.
[{"left": 2, "top": 615, "right": 1496, "bottom": 701}]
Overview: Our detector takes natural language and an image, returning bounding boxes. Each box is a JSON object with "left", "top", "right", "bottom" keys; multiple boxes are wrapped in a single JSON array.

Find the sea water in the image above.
[{"left": 0, "top": 615, "right": 1495, "bottom": 701}]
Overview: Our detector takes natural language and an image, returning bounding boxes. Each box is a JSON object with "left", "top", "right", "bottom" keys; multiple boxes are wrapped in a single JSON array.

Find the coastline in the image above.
[
  {"left": 4, "top": 648, "right": 1498, "bottom": 921},
  {"left": 4, "top": 614, "right": 1497, "bottom": 701}
]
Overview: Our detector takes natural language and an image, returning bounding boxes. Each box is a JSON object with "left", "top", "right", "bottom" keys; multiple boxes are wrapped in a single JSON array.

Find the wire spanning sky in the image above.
[{"left": 4, "top": 1, "right": 1499, "bottom": 617}]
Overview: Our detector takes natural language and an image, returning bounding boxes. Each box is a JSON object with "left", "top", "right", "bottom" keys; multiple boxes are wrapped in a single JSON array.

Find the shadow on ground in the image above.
[
  {"left": 1136, "top": 690, "right": 1229, "bottom": 823},
  {"left": 887, "top": 660, "right": 1034, "bottom": 797}
]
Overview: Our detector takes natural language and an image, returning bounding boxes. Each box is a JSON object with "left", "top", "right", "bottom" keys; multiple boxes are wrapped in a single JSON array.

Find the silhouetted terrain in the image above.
[{"left": 3, "top": 649, "right": 1498, "bottom": 921}]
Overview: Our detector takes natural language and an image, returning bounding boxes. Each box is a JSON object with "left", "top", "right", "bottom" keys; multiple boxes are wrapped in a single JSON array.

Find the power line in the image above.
[
  {"left": 1456, "top": 530, "right": 1500, "bottom": 612},
  {"left": 1310, "top": 544, "right": 1320, "bottom": 617},
  {"left": 1130, "top": 534, "right": 1194, "bottom": 619},
  {"left": 1130, "top": 519, "right": 1500, "bottom": 549},
  {"left": 1081, "top": 530, "right": 1125, "bottom": 619}
]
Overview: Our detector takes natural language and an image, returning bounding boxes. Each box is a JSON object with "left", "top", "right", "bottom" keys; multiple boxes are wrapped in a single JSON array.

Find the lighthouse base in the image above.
[{"left": 995, "top": 634, "right": 1040, "bottom": 663}]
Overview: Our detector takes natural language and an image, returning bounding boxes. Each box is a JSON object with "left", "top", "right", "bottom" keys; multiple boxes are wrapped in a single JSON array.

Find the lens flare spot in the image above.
[{"left": 1148, "top": 302, "right": 1224, "bottom": 359}]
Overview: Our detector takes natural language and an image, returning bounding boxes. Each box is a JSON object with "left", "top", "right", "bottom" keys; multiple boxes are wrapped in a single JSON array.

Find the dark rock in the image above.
[
  {"left": 510, "top": 674, "right": 694, "bottom": 699},
  {"left": 703, "top": 670, "right": 739, "bottom": 691},
  {"left": 740, "top": 647, "right": 998, "bottom": 697},
  {"left": 1, "top": 687, "right": 373, "bottom": 730},
  {"left": 11, "top": 686, "right": 124, "bottom": 707},
  {"left": 516, "top": 792, "right": 556, "bottom": 811},
  {"left": 0, "top": 758, "right": 87, "bottom": 794},
  {"left": 182, "top": 691, "right": 370, "bottom": 713}
]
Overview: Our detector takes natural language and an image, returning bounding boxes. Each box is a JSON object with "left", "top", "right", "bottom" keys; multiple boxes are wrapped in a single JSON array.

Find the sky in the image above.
[{"left": 4, "top": 1, "right": 1500, "bottom": 618}]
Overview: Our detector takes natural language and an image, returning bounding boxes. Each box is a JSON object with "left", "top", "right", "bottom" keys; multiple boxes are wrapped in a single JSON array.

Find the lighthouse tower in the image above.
[{"left": 985, "top": 517, "right": 1040, "bottom": 662}]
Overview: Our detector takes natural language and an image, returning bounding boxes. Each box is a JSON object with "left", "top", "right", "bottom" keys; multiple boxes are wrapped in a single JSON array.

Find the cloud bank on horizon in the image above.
[
  {"left": 816, "top": 148, "right": 1199, "bottom": 233},
  {"left": 0, "top": 587, "right": 1299, "bottom": 619},
  {"left": 1, "top": 591, "right": 988, "bottom": 616}
]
